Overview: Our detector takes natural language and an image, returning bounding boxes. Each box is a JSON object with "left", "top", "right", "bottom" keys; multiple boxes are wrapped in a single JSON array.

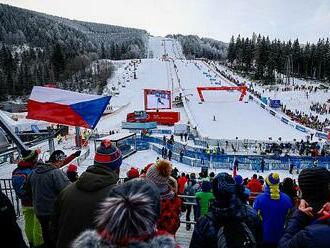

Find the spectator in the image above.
[
  {"left": 195, "top": 180, "right": 215, "bottom": 217},
  {"left": 125, "top": 167, "right": 139, "bottom": 182},
  {"left": 280, "top": 177, "right": 298, "bottom": 206},
  {"left": 66, "top": 164, "right": 79, "bottom": 183},
  {"left": 278, "top": 167, "right": 330, "bottom": 248},
  {"left": 29, "top": 150, "right": 71, "bottom": 248},
  {"left": 247, "top": 174, "right": 263, "bottom": 193},
  {"left": 51, "top": 139, "right": 122, "bottom": 248},
  {"left": 0, "top": 191, "right": 28, "bottom": 248},
  {"left": 184, "top": 173, "right": 199, "bottom": 231},
  {"left": 209, "top": 172, "right": 215, "bottom": 182},
  {"left": 168, "top": 149, "right": 172, "bottom": 161},
  {"left": 190, "top": 173, "right": 260, "bottom": 248},
  {"left": 253, "top": 173, "right": 293, "bottom": 247},
  {"left": 146, "top": 160, "right": 182, "bottom": 235},
  {"left": 73, "top": 180, "right": 176, "bottom": 248},
  {"left": 12, "top": 149, "right": 44, "bottom": 248},
  {"left": 177, "top": 172, "right": 188, "bottom": 194},
  {"left": 184, "top": 132, "right": 188, "bottom": 141},
  {"left": 168, "top": 176, "right": 178, "bottom": 194},
  {"left": 171, "top": 167, "right": 179, "bottom": 179},
  {"left": 234, "top": 175, "right": 251, "bottom": 203},
  {"left": 179, "top": 149, "right": 184, "bottom": 162},
  {"left": 48, "top": 150, "right": 81, "bottom": 169}
]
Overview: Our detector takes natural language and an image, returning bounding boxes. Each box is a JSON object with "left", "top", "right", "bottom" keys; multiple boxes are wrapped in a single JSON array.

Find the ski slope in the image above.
[
  {"left": 175, "top": 60, "right": 306, "bottom": 141},
  {"left": 97, "top": 37, "right": 306, "bottom": 141}
]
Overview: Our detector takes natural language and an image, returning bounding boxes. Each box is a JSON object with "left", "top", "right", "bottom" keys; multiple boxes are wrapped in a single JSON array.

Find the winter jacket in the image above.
[
  {"left": 177, "top": 176, "right": 188, "bottom": 194},
  {"left": 278, "top": 210, "right": 330, "bottom": 248},
  {"left": 0, "top": 191, "right": 28, "bottom": 248},
  {"left": 51, "top": 165, "right": 119, "bottom": 248},
  {"left": 11, "top": 160, "right": 35, "bottom": 207},
  {"left": 29, "top": 162, "right": 70, "bottom": 216},
  {"left": 190, "top": 200, "right": 261, "bottom": 248},
  {"left": 253, "top": 188, "right": 293, "bottom": 245},
  {"left": 195, "top": 191, "right": 215, "bottom": 216},
  {"left": 247, "top": 178, "right": 263, "bottom": 193},
  {"left": 72, "top": 230, "right": 177, "bottom": 248},
  {"left": 158, "top": 195, "right": 182, "bottom": 235},
  {"left": 184, "top": 180, "right": 199, "bottom": 203}
]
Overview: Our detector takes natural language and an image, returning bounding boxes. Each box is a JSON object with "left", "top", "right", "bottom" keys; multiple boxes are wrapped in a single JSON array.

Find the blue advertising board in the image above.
[{"left": 269, "top": 99, "right": 281, "bottom": 108}]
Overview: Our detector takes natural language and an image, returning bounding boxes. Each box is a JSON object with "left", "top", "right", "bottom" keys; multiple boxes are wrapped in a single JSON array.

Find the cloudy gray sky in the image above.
[{"left": 1, "top": 0, "right": 329, "bottom": 43}]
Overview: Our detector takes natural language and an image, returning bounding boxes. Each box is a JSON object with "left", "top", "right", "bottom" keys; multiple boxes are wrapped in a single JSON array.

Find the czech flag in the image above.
[{"left": 27, "top": 86, "right": 110, "bottom": 129}]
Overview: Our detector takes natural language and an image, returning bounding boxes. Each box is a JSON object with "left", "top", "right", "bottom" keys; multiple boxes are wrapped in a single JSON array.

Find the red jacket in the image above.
[
  {"left": 177, "top": 177, "right": 187, "bottom": 194},
  {"left": 247, "top": 178, "right": 263, "bottom": 193},
  {"left": 157, "top": 196, "right": 182, "bottom": 235}
]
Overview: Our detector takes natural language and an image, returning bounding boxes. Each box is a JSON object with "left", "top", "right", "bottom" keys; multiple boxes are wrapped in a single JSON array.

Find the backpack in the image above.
[
  {"left": 11, "top": 167, "right": 32, "bottom": 202},
  {"left": 217, "top": 220, "right": 256, "bottom": 248}
]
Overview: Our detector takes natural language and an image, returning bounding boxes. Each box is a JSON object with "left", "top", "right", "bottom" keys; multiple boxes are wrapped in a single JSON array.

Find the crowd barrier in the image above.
[{"left": 133, "top": 136, "right": 330, "bottom": 170}]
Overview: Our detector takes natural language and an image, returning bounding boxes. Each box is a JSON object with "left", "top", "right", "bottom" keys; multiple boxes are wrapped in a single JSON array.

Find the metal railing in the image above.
[{"left": 0, "top": 178, "right": 21, "bottom": 216}]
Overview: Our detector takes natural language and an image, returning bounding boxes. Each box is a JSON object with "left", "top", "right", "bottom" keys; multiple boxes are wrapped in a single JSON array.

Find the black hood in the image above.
[{"left": 76, "top": 165, "right": 119, "bottom": 192}]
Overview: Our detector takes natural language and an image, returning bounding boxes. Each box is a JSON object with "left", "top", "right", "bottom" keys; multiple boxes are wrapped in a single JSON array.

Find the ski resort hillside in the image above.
[
  {"left": 97, "top": 37, "right": 306, "bottom": 142},
  {"left": 1, "top": 26, "right": 330, "bottom": 248}
]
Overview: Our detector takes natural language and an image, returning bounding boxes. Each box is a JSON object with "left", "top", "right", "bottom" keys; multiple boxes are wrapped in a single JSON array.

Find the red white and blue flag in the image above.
[{"left": 27, "top": 86, "right": 110, "bottom": 129}]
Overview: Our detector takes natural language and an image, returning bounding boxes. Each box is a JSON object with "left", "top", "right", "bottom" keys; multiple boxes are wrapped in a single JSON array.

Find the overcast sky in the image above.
[{"left": 1, "top": 0, "right": 330, "bottom": 43}]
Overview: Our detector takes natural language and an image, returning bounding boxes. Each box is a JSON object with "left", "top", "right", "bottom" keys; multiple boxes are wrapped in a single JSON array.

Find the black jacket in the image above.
[
  {"left": 278, "top": 210, "right": 330, "bottom": 248},
  {"left": 190, "top": 200, "right": 261, "bottom": 248},
  {"left": 51, "top": 165, "right": 119, "bottom": 248},
  {"left": 0, "top": 192, "right": 28, "bottom": 248}
]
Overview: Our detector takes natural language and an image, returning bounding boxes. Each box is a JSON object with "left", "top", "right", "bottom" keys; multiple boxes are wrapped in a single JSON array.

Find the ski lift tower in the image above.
[{"left": 285, "top": 55, "right": 294, "bottom": 85}]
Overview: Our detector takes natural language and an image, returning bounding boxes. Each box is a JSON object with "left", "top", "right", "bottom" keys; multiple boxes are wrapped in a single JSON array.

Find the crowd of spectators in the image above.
[{"left": 2, "top": 138, "right": 330, "bottom": 248}]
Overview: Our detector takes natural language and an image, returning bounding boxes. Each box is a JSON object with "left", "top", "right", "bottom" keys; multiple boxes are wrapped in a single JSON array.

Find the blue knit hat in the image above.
[
  {"left": 234, "top": 175, "right": 243, "bottom": 185},
  {"left": 94, "top": 139, "right": 122, "bottom": 170}
]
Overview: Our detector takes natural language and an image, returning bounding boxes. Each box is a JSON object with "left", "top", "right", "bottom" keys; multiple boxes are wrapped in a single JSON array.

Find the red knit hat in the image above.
[
  {"left": 94, "top": 139, "right": 122, "bottom": 170},
  {"left": 127, "top": 167, "right": 139, "bottom": 178},
  {"left": 67, "top": 164, "right": 78, "bottom": 173}
]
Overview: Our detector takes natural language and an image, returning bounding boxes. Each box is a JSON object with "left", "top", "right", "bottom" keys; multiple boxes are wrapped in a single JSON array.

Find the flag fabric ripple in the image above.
[{"left": 27, "top": 86, "right": 111, "bottom": 129}]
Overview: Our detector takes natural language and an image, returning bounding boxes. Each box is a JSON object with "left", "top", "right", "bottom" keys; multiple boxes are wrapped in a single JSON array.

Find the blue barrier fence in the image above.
[{"left": 131, "top": 136, "right": 330, "bottom": 170}]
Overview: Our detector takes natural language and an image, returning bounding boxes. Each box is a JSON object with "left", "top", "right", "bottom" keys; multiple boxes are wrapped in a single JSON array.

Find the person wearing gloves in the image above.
[{"left": 48, "top": 150, "right": 81, "bottom": 168}]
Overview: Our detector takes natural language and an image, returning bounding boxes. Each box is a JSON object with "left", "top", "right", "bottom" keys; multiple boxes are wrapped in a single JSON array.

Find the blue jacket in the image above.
[
  {"left": 253, "top": 188, "right": 293, "bottom": 245},
  {"left": 278, "top": 210, "right": 330, "bottom": 248}
]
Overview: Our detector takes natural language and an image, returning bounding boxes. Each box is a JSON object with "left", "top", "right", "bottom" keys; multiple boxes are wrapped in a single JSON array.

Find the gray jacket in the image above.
[{"left": 29, "top": 162, "right": 70, "bottom": 216}]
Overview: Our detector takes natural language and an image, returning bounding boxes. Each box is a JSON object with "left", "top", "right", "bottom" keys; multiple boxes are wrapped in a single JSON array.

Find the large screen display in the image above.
[{"left": 144, "top": 89, "right": 171, "bottom": 110}]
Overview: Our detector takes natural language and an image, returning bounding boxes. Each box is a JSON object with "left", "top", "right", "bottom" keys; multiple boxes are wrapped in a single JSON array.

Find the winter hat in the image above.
[
  {"left": 265, "top": 173, "right": 280, "bottom": 200},
  {"left": 298, "top": 167, "right": 330, "bottom": 211},
  {"left": 146, "top": 160, "right": 173, "bottom": 199},
  {"left": 94, "top": 139, "right": 122, "bottom": 170},
  {"left": 127, "top": 167, "right": 139, "bottom": 179},
  {"left": 21, "top": 149, "right": 40, "bottom": 162},
  {"left": 234, "top": 175, "right": 243, "bottom": 185},
  {"left": 96, "top": 179, "right": 161, "bottom": 246},
  {"left": 67, "top": 164, "right": 78, "bottom": 173},
  {"left": 212, "top": 173, "right": 237, "bottom": 200},
  {"left": 201, "top": 180, "right": 212, "bottom": 192},
  {"left": 49, "top": 150, "right": 66, "bottom": 163}
]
